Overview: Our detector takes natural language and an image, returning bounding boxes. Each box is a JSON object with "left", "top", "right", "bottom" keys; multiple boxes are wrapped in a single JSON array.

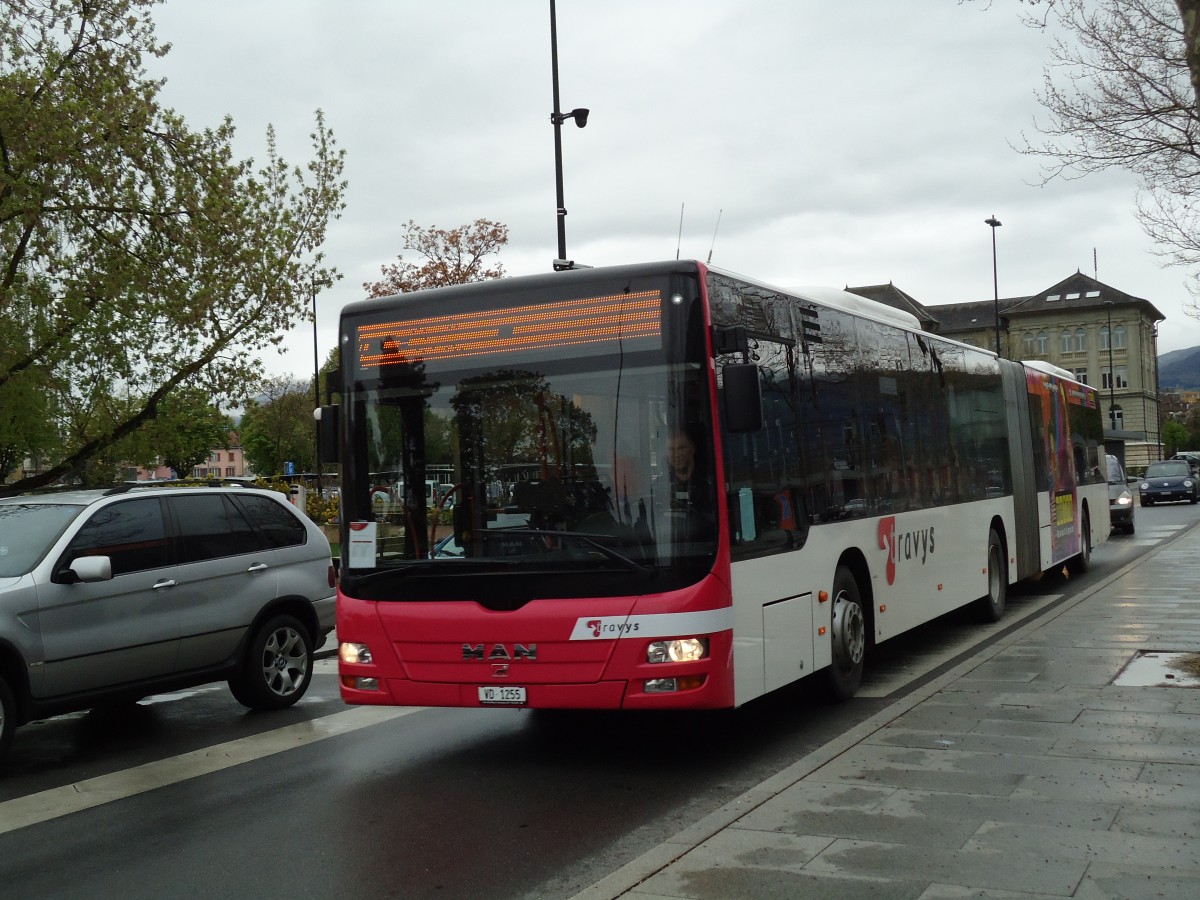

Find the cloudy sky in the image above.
[{"left": 145, "top": 0, "right": 1200, "bottom": 380}]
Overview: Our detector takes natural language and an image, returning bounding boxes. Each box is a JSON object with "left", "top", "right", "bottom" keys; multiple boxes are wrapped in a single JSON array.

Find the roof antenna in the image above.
[
  {"left": 676, "top": 202, "right": 684, "bottom": 260},
  {"left": 706, "top": 208, "right": 723, "bottom": 265},
  {"left": 1093, "top": 247, "right": 1098, "bottom": 279}
]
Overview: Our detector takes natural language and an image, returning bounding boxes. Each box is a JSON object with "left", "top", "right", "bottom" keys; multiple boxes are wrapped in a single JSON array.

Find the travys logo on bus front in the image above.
[
  {"left": 876, "top": 516, "right": 935, "bottom": 585},
  {"left": 569, "top": 608, "right": 734, "bottom": 641}
]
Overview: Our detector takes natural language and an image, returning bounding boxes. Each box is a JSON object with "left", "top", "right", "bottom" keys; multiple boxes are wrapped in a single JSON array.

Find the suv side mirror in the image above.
[{"left": 60, "top": 555, "right": 113, "bottom": 584}]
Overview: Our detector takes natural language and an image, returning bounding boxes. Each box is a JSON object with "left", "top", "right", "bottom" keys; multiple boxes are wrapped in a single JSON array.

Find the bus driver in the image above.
[{"left": 661, "top": 426, "right": 714, "bottom": 517}]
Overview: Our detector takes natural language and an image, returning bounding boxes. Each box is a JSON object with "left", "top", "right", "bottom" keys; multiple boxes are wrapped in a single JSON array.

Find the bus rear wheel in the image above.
[
  {"left": 974, "top": 528, "right": 1007, "bottom": 623},
  {"left": 828, "top": 566, "right": 866, "bottom": 700},
  {"left": 1067, "top": 511, "right": 1091, "bottom": 575}
]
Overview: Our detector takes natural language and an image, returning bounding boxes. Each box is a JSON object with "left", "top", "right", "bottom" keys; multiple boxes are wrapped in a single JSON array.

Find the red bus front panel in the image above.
[{"left": 338, "top": 574, "right": 735, "bottom": 709}]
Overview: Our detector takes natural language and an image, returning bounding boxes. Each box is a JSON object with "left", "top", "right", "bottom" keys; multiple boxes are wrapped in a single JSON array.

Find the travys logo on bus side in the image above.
[{"left": 877, "top": 516, "right": 936, "bottom": 585}]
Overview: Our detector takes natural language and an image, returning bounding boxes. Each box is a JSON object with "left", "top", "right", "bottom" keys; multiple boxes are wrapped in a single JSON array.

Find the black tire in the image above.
[
  {"left": 229, "top": 614, "right": 314, "bottom": 710},
  {"left": 1125, "top": 519, "right": 1135, "bottom": 535},
  {"left": 827, "top": 566, "right": 866, "bottom": 701},
  {"left": 0, "top": 674, "right": 16, "bottom": 762},
  {"left": 974, "top": 528, "right": 1007, "bottom": 623},
  {"left": 1141, "top": 497, "right": 1152, "bottom": 507},
  {"left": 1067, "top": 511, "right": 1091, "bottom": 575}
]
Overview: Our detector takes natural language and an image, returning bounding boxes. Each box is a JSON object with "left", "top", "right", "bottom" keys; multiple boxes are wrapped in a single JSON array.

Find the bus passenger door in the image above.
[{"left": 717, "top": 330, "right": 818, "bottom": 703}]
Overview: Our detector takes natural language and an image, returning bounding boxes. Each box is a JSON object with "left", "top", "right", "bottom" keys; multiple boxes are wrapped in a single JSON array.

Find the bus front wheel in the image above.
[{"left": 828, "top": 566, "right": 866, "bottom": 700}]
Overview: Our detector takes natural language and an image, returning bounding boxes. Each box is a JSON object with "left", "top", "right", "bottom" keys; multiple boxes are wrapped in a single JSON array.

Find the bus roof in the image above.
[
  {"left": 1022, "top": 359, "right": 1077, "bottom": 382},
  {"left": 345, "top": 259, "right": 928, "bottom": 337}
]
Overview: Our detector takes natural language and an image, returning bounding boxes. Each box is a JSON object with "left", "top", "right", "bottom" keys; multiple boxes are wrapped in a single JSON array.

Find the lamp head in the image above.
[{"left": 571, "top": 107, "right": 589, "bottom": 127}]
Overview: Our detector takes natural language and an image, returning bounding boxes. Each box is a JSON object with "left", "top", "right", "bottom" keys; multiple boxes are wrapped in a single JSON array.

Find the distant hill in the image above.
[{"left": 1159, "top": 346, "right": 1200, "bottom": 389}]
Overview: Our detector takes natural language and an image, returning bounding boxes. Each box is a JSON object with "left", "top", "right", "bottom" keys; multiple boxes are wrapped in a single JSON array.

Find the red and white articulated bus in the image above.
[{"left": 321, "top": 260, "right": 1107, "bottom": 709}]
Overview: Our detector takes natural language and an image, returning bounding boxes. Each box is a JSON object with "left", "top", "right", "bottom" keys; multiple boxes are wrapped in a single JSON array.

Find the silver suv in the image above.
[{"left": 0, "top": 485, "right": 335, "bottom": 761}]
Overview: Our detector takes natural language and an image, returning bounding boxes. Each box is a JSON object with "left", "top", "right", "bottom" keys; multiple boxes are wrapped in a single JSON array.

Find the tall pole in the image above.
[
  {"left": 985, "top": 216, "right": 1002, "bottom": 355},
  {"left": 550, "top": 0, "right": 567, "bottom": 263},
  {"left": 1105, "top": 300, "right": 1117, "bottom": 433},
  {"left": 312, "top": 277, "right": 322, "bottom": 496}
]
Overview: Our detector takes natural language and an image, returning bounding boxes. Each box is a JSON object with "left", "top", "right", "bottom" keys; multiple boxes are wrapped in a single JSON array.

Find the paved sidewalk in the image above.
[{"left": 573, "top": 525, "right": 1200, "bottom": 900}]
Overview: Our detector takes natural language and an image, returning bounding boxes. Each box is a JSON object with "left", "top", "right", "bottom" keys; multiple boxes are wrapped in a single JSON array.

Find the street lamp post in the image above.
[
  {"left": 985, "top": 216, "right": 1002, "bottom": 355},
  {"left": 1105, "top": 300, "right": 1117, "bottom": 433},
  {"left": 311, "top": 277, "right": 322, "bottom": 496},
  {"left": 549, "top": 0, "right": 588, "bottom": 270}
]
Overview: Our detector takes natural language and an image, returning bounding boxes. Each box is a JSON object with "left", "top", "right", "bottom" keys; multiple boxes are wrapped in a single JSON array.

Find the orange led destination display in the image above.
[{"left": 356, "top": 290, "right": 663, "bottom": 370}]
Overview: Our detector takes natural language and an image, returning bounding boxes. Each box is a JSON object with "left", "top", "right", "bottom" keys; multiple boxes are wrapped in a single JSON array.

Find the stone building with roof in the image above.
[{"left": 848, "top": 272, "right": 1166, "bottom": 469}]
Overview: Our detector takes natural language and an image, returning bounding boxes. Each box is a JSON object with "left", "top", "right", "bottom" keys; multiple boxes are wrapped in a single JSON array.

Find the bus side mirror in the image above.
[
  {"left": 315, "top": 406, "right": 339, "bottom": 463},
  {"left": 722, "top": 363, "right": 763, "bottom": 433}
]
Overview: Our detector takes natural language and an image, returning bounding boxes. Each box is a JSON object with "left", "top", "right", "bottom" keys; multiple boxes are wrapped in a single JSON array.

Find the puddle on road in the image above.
[{"left": 1112, "top": 651, "right": 1200, "bottom": 687}]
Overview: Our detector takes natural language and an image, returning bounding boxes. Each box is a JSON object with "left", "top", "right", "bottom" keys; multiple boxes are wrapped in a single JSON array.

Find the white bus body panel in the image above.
[{"left": 729, "top": 497, "right": 1015, "bottom": 707}]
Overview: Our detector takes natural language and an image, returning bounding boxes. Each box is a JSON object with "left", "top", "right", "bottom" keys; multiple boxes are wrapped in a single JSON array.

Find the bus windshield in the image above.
[{"left": 339, "top": 270, "right": 718, "bottom": 600}]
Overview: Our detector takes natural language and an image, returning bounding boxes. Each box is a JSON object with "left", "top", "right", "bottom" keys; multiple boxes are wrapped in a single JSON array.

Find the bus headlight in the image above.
[
  {"left": 339, "top": 642, "right": 374, "bottom": 665},
  {"left": 647, "top": 638, "right": 708, "bottom": 664}
]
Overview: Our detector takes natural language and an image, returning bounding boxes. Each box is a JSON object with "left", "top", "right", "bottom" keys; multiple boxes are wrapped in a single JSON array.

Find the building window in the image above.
[
  {"left": 1074, "top": 328, "right": 1087, "bottom": 352},
  {"left": 1110, "top": 405, "right": 1124, "bottom": 429},
  {"left": 1101, "top": 367, "right": 1128, "bottom": 389},
  {"left": 1060, "top": 330, "right": 1072, "bottom": 353},
  {"left": 1101, "top": 323, "right": 1127, "bottom": 351},
  {"left": 1036, "top": 332, "right": 1048, "bottom": 354},
  {"left": 1073, "top": 367, "right": 1088, "bottom": 384},
  {"left": 1023, "top": 333, "right": 1035, "bottom": 355}
]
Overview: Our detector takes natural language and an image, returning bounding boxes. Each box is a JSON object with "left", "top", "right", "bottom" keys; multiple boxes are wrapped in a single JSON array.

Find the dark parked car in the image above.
[
  {"left": 1139, "top": 460, "right": 1199, "bottom": 506},
  {"left": 1171, "top": 451, "right": 1200, "bottom": 475},
  {"left": 0, "top": 485, "right": 336, "bottom": 762},
  {"left": 1106, "top": 455, "right": 1135, "bottom": 534}
]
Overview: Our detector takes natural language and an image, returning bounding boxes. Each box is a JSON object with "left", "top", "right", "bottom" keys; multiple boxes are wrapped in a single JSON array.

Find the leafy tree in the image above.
[
  {"left": 1011, "top": 0, "right": 1200, "bottom": 309},
  {"left": 0, "top": 0, "right": 347, "bottom": 496},
  {"left": 1162, "top": 417, "right": 1189, "bottom": 454},
  {"left": 363, "top": 219, "right": 508, "bottom": 297},
  {"left": 115, "top": 387, "right": 234, "bottom": 477},
  {"left": 1185, "top": 401, "right": 1200, "bottom": 446},
  {"left": 240, "top": 378, "right": 318, "bottom": 477}
]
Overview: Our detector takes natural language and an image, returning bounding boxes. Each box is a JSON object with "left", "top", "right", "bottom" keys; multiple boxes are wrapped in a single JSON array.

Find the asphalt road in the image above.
[{"left": 1, "top": 499, "right": 1196, "bottom": 899}]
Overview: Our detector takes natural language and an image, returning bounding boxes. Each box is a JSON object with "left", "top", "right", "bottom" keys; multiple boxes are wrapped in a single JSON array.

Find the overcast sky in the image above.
[{"left": 146, "top": 0, "right": 1200, "bottom": 381}]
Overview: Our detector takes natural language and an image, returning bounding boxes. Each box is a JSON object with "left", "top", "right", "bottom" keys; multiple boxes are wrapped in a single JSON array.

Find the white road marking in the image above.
[
  {"left": 137, "top": 686, "right": 225, "bottom": 705},
  {"left": 0, "top": 705, "right": 420, "bottom": 835}
]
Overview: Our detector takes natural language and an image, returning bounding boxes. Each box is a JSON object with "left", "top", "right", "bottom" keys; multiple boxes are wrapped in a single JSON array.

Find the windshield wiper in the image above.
[
  {"left": 499, "top": 528, "right": 653, "bottom": 574},
  {"left": 346, "top": 558, "right": 520, "bottom": 586}
]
